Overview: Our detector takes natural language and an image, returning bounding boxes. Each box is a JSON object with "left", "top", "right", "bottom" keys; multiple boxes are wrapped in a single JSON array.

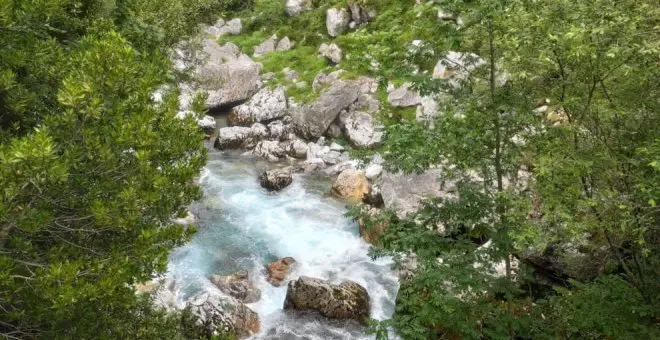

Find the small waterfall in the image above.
[{"left": 166, "top": 151, "right": 399, "bottom": 339}]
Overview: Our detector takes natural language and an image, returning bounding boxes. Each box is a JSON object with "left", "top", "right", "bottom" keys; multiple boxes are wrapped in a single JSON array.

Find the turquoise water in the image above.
[{"left": 166, "top": 151, "right": 399, "bottom": 339}]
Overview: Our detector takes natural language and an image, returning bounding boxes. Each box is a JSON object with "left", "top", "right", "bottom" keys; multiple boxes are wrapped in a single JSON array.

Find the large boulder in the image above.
[
  {"left": 326, "top": 8, "right": 351, "bottom": 37},
  {"left": 330, "top": 169, "right": 370, "bottom": 203},
  {"left": 283, "top": 276, "right": 370, "bottom": 323},
  {"left": 259, "top": 169, "right": 293, "bottom": 191},
  {"left": 214, "top": 127, "right": 256, "bottom": 150},
  {"left": 253, "top": 140, "right": 287, "bottom": 162},
  {"left": 380, "top": 169, "right": 451, "bottom": 216},
  {"left": 229, "top": 86, "right": 287, "bottom": 125},
  {"left": 292, "top": 82, "right": 360, "bottom": 138},
  {"left": 211, "top": 270, "right": 261, "bottom": 303},
  {"left": 195, "top": 40, "right": 262, "bottom": 109},
  {"left": 319, "top": 43, "right": 342, "bottom": 64},
  {"left": 266, "top": 257, "right": 296, "bottom": 287},
  {"left": 387, "top": 83, "right": 422, "bottom": 107},
  {"left": 200, "top": 59, "right": 262, "bottom": 109},
  {"left": 285, "top": 0, "right": 312, "bottom": 17},
  {"left": 288, "top": 139, "right": 309, "bottom": 159},
  {"left": 186, "top": 292, "right": 259, "bottom": 338},
  {"left": 339, "top": 111, "right": 383, "bottom": 148}
]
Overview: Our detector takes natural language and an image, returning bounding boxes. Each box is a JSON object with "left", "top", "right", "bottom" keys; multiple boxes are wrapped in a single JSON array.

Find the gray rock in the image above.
[
  {"left": 259, "top": 168, "right": 293, "bottom": 191},
  {"left": 319, "top": 43, "right": 342, "bottom": 64},
  {"left": 283, "top": 276, "right": 370, "bottom": 323},
  {"left": 253, "top": 140, "right": 286, "bottom": 162},
  {"left": 250, "top": 123, "right": 269, "bottom": 139},
  {"left": 380, "top": 169, "right": 450, "bottom": 216},
  {"left": 326, "top": 8, "right": 351, "bottom": 37},
  {"left": 312, "top": 70, "right": 344, "bottom": 90},
  {"left": 370, "top": 153, "right": 385, "bottom": 165},
  {"left": 214, "top": 127, "right": 255, "bottom": 150},
  {"left": 348, "top": 94, "right": 380, "bottom": 115},
  {"left": 303, "top": 158, "right": 326, "bottom": 172},
  {"left": 387, "top": 83, "right": 422, "bottom": 107},
  {"left": 323, "top": 159, "right": 358, "bottom": 177},
  {"left": 364, "top": 163, "right": 383, "bottom": 180},
  {"left": 276, "top": 36, "right": 294, "bottom": 52},
  {"left": 229, "top": 86, "right": 287, "bottom": 125},
  {"left": 283, "top": 67, "right": 300, "bottom": 81},
  {"left": 253, "top": 34, "right": 278, "bottom": 57},
  {"left": 199, "top": 58, "right": 262, "bottom": 109},
  {"left": 210, "top": 270, "right": 261, "bottom": 303},
  {"left": 329, "top": 142, "right": 345, "bottom": 152},
  {"left": 289, "top": 139, "right": 309, "bottom": 159},
  {"left": 285, "top": 0, "right": 312, "bottom": 17},
  {"left": 268, "top": 120, "right": 290, "bottom": 140},
  {"left": 321, "top": 150, "right": 342, "bottom": 165},
  {"left": 187, "top": 292, "right": 259, "bottom": 338},
  {"left": 222, "top": 18, "right": 243, "bottom": 36},
  {"left": 340, "top": 111, "right": 383, "bottom": 148},
  {"left": 292, "top": 81, "right": 360, "bottom": 138}
]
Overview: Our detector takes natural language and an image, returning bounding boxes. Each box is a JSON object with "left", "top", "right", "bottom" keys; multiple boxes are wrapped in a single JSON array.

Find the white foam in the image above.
[{"left": 167, "top": 154, "right": 399, "bottom": 338}]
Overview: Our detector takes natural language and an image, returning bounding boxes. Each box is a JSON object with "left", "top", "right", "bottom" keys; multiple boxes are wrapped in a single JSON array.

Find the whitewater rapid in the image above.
[{"left": 166, "top": 151, "right": 399, "bottom": 339}]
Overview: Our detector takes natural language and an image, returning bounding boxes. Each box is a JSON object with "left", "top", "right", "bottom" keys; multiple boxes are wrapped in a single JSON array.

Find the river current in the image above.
[{"left": 165, "top": 150, "right": 399, "bottom": 339}]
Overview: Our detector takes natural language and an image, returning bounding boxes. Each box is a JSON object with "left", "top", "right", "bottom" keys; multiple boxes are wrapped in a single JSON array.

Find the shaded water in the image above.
[{"left": 166, "top": 151, "right": 399, "bottom": 339}]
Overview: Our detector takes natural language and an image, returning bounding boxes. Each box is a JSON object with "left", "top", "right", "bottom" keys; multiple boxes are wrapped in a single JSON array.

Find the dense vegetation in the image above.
[
  {"left": 0, "top": 0, "right": 229, "bottom": 338},
  {"left": 2, "top": 0, "right": 658, "bottom": 339},
  {"left": 221, "top": 0, "right": 659, "bottom": 338}
]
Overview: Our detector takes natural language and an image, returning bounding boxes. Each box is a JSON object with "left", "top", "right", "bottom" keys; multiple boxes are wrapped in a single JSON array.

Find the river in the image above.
[{"left": 165, "top": 148, "right": 399, "bottom": 339}]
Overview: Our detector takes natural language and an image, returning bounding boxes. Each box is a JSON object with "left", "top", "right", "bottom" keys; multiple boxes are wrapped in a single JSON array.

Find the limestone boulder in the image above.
[
  {"left": 253, "top": 34, "right": 278, "bottom": 57},
  {"left": 339, "top": 111, "right": 383, "bottom": 148},
  {"left": 387, "top": 83, "right": 422, "bottom": 107},
  {"left": 253, "top": 140, "right": 286, "bottom": 162},
  {"left": 283, "top": 276, "right": 370, "bottom": 323},
  {"left": 228, "top": 86, "right": 287, "bottom": 125},
  {"left": 199, "top": 58, "right": 262, "bottom": 109},
  {"left": 292, "top": 81, "right": 360, "bottom": 138},
  {"left": 319, "top": 43, "right": 342, "bottom": 64},
  {"left": 288, "top": 139, "right": 309, "bottom": 159},
  {"left": 259, "top": 169, "right": 293, "bottom": 191},
  {"left": 214, "top": 127, "right": 256, "bottom": 150},
  {"left": 326, "top": 8, "right": 350, "bottom": 37},
  {"left": 186, "top": 292, "right": 259, "bottom": 338}
]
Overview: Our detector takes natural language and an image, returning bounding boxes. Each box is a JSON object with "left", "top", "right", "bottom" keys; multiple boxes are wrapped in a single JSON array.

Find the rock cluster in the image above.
[{"left": 283, "top": 276, "right": 370, "bottom": 323}]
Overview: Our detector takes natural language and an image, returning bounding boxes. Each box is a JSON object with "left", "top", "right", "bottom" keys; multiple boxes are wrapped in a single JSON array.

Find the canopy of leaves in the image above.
[{"left": 0, "top": 0, "right": 231, "bottom": 338}]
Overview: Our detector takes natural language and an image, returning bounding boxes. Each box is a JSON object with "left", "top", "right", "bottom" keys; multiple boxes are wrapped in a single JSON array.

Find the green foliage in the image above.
[
  {"left": 0, "top": 0, "right": 227, "bottom": 338},
  {"left": 348, "top": 0, "right": 660, "bottom": 338}
]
